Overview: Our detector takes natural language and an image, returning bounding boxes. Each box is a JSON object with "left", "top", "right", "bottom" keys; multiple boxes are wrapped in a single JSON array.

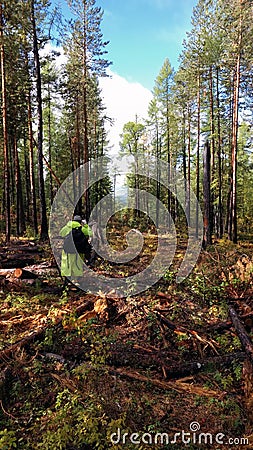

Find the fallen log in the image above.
[
  {"left": 206, "top": 311, "right": 253, "bottom": 333},
  {"left": 228, "top": 304, "right": 253, "bottom": 364},
  {"left": 109, "top": 367, "right": 223, "bottom": 397},
  {"left": 164, "top": 351, "right": 246, "bottom": 379},
  {"left": 0, "top": 299, "right": 95, "bottom": 362},
  {"left": 109, "top": 344, "right": 246, "bottom": 379},
  {"left": 156, "top": 312, "right": 185, "bottom": 332},
  {"left": 156, "top": 291, "right": 172, "bottom": 300},
  {"left": 0, "top": 264, "right": 58, "bottom": 279},
  {"left": 0, "top": 269, "right": 15, "bottom": 277},
  {"left": 13, "top": 268, "right": 38, "bottom": 279},
  {"left": 0, "top": 245, "right": 40, "bottom": 254},
  {"left": 0, "top": 257, "right": 35, "bottom": 269}
]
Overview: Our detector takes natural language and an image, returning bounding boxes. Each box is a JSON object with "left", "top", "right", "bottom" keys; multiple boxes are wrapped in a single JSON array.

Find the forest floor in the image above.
[{"left": 0, "top": 230, "right": 252, "bottom": 449}]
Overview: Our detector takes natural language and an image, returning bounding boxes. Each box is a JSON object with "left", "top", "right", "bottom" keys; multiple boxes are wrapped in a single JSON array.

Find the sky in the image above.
[
  {"left": 96, "top": 0, "right": 197, "bottom": 90},
  {"left": 53, "top": 0, "right": 198, "bottom": 152},
  {"left": 95, "top": 0, "right": 198, "bottom": 153}
]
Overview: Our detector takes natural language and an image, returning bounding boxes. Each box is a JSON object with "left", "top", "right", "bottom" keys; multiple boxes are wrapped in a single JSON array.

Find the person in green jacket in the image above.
[{"left": 60, "top": 215, "right": 92, "bottom": 280}]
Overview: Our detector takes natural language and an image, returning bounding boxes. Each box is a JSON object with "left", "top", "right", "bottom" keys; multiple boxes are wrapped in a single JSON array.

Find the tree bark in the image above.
[
  {"left": 31, "top": 0, "right": 48, "bottom": 239},
  {"left": 82, "top": 3, "right": 90, "bottom": 220},
  {"left": 228, "top": 304, "right": 253, "bottom": 364},
  {"left": 196, "top": 71, "right": 201, "bottom": 238},
  {"left": 26, "top": 63, "right": 38, "bottom": 235},
  {"left": 13, "top": 135, "right": 26, "bottom": 235},
  {"left": 203, "top": 140, "right": 212, "bottom": 247},
  {"left": 186, "top": 106, "right": 191, "bottom": 225},
  {"left": 165, "top": 352, "right": 246, "bottom": 379},
  {"left": 0, "top": 3, "right": 10, "bottom": 242},
  {"left": 229, "top": 0, "right": 243, "bottom": 244},
  {"left": 209, "top": 66, "right": 215, "bottom": 237},
  {"left": 216, "top": 66, "right": 223, "bottom": 238}
]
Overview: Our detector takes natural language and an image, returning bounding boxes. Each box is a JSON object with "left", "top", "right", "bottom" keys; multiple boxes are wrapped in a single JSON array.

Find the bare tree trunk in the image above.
[
  {"left": 156, "top": 126, "right": 160, "bottom": 227},
  {"left": 196, "top": 72, "right": 201, "bottom": 238},
  {"left": 229, "top": 0, "right": 242, "bottom": 244},
  {"left": 203, "top": 140, "right": 212, "bottom": 248},
  {"left": 0, "top": 3, "right": 10, "bottom": 242},
  {"left": 216, "top": 66, "right": 223, "bottom": 238},
  {"left": 25, "top": 47, "right": 38, "bottom": 235},
  {"left": 27, "top": 88, "right": 38, "bottom": 235},
  {"left": 182, "top": 110, "right": 187, "bottom": 209},
  {"left": 73, "top": 99, "right": 82, "bottom": 216},
  {"left": 209, "top": 66, "right": 215, "bottom": 238},
  {"left": 13, "top": 135, "right": 26, "bottom": 235},
  {"left": 31, "top": 0, "right": 48, "bottom": 240},
  {"left": 167, "top": 114, "right": 171, "bottom": 225},
  {"left": 82, "top": 4, "right": 90, "bottom": 220},
  {"left": 24, "top": 147, "right": 31, "bottom": 223},
  {"left": 47, "top": 83, "right": 53, "bottom": 205},
  {"left": 186, "top": 107, "right": 191, "bottom": 225},
  {"left": 230, "top": 54, "right": 240, "bottom": 244}
]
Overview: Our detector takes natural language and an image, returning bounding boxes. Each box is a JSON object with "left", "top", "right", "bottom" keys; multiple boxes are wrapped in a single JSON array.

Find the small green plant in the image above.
[
  {"left": 34, "top": 388, "right": 127, "bottom": 450},
  {"left": 0, "top": 429, "right": 17, "bottom": 449}
]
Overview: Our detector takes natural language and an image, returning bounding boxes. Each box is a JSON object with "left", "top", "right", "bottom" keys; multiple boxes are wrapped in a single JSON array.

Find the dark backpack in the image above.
[{"left": 63, "top": 226, "right": 89, "bottom": 254}]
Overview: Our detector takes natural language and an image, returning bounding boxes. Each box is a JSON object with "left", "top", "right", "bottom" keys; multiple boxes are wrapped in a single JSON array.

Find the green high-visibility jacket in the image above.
[{"left": 60, "top": 220, "right": 92, "bottom": 277}]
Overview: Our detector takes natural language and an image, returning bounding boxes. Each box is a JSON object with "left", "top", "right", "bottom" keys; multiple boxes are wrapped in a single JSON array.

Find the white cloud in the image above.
[
  {"left": 41, "top": 45, "right": 152, "bottom": 157},
  {"left": 99, "top": 69, "right": 152, "bottom": 154}
]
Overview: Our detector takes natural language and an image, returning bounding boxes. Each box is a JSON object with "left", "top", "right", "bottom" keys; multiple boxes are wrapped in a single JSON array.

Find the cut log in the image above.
[
  {"left": 13, "top": 268, "right": 38, "bottom": 279},
  {"left": 228, "top": 304, "right": 253, "bottom": 364},
  {"left": 0, "top": 263, "right": 57, "bottom": 279},
  {"left": 0, "top": 268, "right": 15, "bottom": 277},
  {"left": 109, "top": 367, "right": 222, "bottom": 397}
]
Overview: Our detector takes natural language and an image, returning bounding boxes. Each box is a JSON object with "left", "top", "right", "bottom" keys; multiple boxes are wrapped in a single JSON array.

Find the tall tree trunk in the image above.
[
  {"left": 230, "top": 60, "right": 240, "bottom": 244},
  {"left": 27, "top": 87, "right": 38, "bottom": 235},
  {"left": 156, "top": 124, "right": 160, "bottom": 226},
  {"left": 203, "top": 140, "right": 212, "bottom": 248},
  {"left": 24, "top": 146, "right": 31, "bottom": 223},
  {"left": 75, "top": 98, "right": 82, "bottom": 215},
  {"left": 196, "top": 71, "right": 201, "bottom": 238},
  {"left": 0, "top": 3, "right": 10, "bottom": 242},
  {"left": 182, "top": 110, "right": 187, "bottom": 207},
  {"left": 82, "top": 4, "right": 90, "bottom": 220},
  {"left": 209, "top": 65, "right": 215, "bottom": 238},
  {"left": 229, "top": 0, "right": 242, "bottom": 244},
  {"left": 47, "top": 83, "right": 53, "bottom": 205},
  {"left": 167, "top": 113, "right": 171, "bottom": 226},
  {"left": 31, "top": 0, "right": 48, "bottom": 239},
  {"left": 186, "top": 107, "right": 191, "bottom": 225},
  {"left": 226, "top": 81, "right": 234, "bottom": 236},
  {"left": 216, "top": 66, "right": 223, "bottom": 238},
  {"left": 25, "top": 46, "right": 38, "bottom": 235},
  {"left": 13, "top": 135, "right": 26, "bottom": 235}
]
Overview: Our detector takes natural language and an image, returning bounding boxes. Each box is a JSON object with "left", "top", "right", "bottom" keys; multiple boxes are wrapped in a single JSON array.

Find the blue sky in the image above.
[
  {"left": 52, "top": 0, "right": 198, "bottom": 151},
  {"left": 96, "top": 0, "right": 198, "bottom": 90}
]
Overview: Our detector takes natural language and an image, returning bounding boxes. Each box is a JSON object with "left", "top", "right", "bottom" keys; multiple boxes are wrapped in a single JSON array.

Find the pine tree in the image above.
[{"left": 64, "top": 0, "right": 111, "bottom": 219}]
